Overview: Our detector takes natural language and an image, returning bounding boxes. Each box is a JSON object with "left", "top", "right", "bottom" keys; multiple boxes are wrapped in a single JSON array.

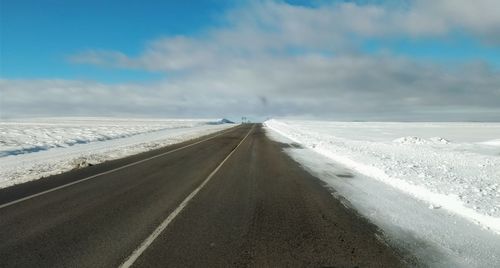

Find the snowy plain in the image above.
[
  {"left": 264, "top": 120, "right": 500, "bottom": 267},
  {"left": 0, "top": 118, "right": 235, "bottom": 188}
]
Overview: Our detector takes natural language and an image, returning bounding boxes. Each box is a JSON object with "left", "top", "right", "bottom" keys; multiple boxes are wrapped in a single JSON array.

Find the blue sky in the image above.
[
  {"left": 3, "top": 0, "right": 499, "bottom": 82},
  {"left": 2, "top": 0, "right": 234, "bottom": 82},
  {"left": 1, "top": 0, "right": 500, "bottom": 120}
]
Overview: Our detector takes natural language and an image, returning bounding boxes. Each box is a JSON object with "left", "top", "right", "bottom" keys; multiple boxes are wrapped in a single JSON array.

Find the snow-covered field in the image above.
[
  {"left": 0, "top": 118, "right": 235, "bottom": 188},
  {"left": 264, "top": 119, "right": 500, "bottom": 266},
  {"left": 265, "top": 119, "right": 500, "bottom": 230}
]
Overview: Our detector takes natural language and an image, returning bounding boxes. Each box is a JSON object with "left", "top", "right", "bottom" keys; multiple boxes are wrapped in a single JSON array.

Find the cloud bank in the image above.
[{"left": 2, "top": 0, "right": 500, "bottom": 121}]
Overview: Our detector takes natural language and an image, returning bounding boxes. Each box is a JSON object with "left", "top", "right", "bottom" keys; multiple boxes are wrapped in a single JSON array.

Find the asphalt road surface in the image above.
[{"left": 0, "top": 124, "right": 406, "bottom": 267}]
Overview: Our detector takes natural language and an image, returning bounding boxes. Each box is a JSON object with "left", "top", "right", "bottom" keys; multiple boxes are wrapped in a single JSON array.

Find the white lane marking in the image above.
[
  {"left": 119, "top": 125, "right": 254, "bottom": 268},
  {"left": 0, "top": 126, "right": 242, "bottom": 210}
]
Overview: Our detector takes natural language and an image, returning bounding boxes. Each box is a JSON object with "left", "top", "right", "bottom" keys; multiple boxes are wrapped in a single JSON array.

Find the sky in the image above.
[{"left": 1, "top": 0, "right": 500, "bottom": 121}]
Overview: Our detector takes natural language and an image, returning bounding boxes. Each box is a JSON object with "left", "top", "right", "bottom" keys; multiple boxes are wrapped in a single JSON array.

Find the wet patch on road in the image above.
[
  {"left": 275, "top": 141, "right": 305, "bottom": 149},
  {"left": 290, "top": 142, "right": 304, "bottom": 149},
  {"left": 336, "top": 173, "right": 354, "bottom": 178}
]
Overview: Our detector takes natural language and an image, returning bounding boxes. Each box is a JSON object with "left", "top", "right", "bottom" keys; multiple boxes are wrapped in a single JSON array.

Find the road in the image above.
[{"left": 0, "top": 124, "right": 405, "bottom": 267}]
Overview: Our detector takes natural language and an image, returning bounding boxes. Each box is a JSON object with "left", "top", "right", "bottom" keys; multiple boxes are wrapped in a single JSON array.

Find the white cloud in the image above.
[
  {"left": 4, "top": 0, "right": 500, "bottom": 121},
  {"left": 70, "top": 0, "right": 500, "bottom": 70},
  {"left": 3, "top": 53, "right": 500, "bottom": 120}
]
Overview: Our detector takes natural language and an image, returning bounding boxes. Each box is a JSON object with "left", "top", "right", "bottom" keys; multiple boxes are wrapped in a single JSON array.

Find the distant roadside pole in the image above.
[{"left": 241, "top": 117, "right": 251, "bottom": 124}]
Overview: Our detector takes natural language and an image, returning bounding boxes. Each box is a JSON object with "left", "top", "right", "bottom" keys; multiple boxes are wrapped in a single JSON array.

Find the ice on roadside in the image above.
[
  {"left": 264, "top": 119, "right": 500, "bottom": 233},
  {"left": 264, "top": 130, "right": 500, "bottom": 267},
  {"left": 0, "top": 118, "right": 230, "bottom": 157},
  {"left": 0, "top": 117, "right": 235, "bottom": 188}
]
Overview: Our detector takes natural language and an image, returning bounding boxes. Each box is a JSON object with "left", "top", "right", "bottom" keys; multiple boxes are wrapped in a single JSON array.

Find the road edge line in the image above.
[{"left": 0, "top": 125, "right": 242, "bottom": 210}]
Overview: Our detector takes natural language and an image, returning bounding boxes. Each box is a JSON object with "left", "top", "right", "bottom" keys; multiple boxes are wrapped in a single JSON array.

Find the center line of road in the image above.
[
  {"left": 0, "top": 126, "right": 242, "bottom": 210},
  {"left": 119, "top": 125, "right": 254, "bottom": 268}
]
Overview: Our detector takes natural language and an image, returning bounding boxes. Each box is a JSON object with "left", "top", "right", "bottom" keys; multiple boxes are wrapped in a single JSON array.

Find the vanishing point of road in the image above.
[{"left": 0, "top": 124, "right": 407, "bottom": 267}]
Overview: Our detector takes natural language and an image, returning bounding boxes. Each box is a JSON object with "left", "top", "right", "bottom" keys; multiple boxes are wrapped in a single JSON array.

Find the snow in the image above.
[
  {"left": 481, "top": 139, "right": 500, "bottom": 147},
  {"left": 393, "top": 136, "right": 450, "bottom": 145},
  {"left": 264, "top": 124, "right": 500, "bottom": 267},
  {"left": 0, "top": 118, "right": 235, "bottom": 188},
  {"left": 264, "top": 119, "right": 500, "bottom": 233}
]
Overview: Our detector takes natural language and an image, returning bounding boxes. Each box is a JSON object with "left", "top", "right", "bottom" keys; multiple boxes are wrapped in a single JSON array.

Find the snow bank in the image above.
[
  {"left": 0, "top": 118, "right": 222, "bottom": 157},
  {"left": 264, "top": 119, "right": 500, "bottom": 234},
  {"left": 0, "top": 118, "right": 235, "bottom": 188},
  {"left": 265, "top": 129, "right": 500, "bottom": 267}
]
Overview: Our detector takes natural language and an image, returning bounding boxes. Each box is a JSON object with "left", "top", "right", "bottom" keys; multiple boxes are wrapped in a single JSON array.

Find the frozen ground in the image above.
[
  {"left": 264, "top": 123, "right": 500, "bottom": 267},
  {"left": 0, "top": 118, "right": 235, "bottom": 188}
]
